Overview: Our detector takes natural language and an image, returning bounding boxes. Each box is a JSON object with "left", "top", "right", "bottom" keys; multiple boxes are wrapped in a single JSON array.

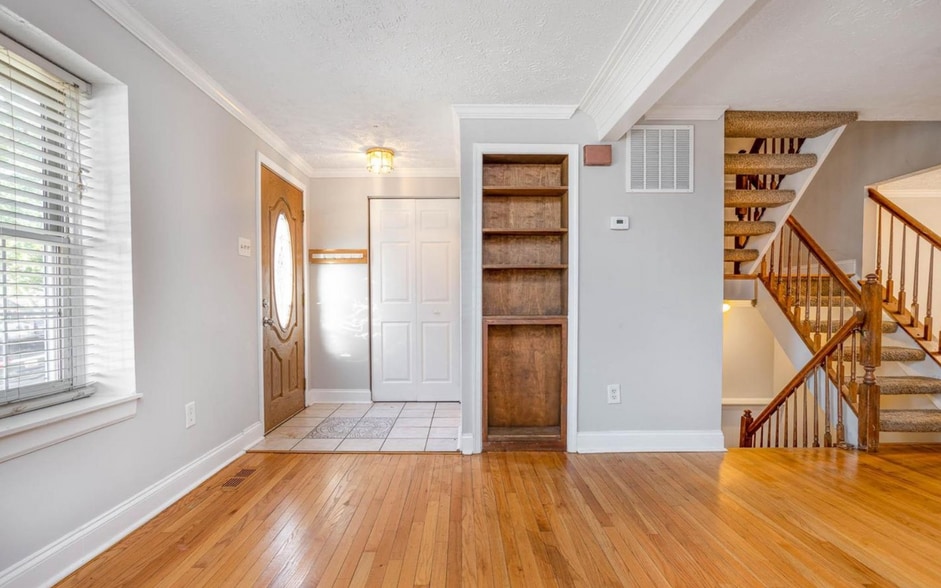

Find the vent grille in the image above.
[
  {"left": 627, "top": 125, "right": 693, "bottom": 193},
  {"left": 221, "top": 468, "right": 256, "bottom": 490}
]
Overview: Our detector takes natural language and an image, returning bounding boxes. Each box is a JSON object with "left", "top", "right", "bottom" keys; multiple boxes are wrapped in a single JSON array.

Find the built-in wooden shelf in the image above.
[
  {"left": 482, "top": 264, "right": 567, "bottom": 270},
  {"left": 481, "top": 153, "right": 570, "bottom": 453},
  {"left": 483, "top": 186, "right": 568, "bottom": 197},
  {"left": 482, "top": 228, "right": 568, "bottom": 235}
]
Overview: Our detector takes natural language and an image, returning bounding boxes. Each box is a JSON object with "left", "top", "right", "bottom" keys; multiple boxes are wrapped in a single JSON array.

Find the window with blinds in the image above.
[{"left": 0, "top": 42, "right": 95, "bottom": 418}]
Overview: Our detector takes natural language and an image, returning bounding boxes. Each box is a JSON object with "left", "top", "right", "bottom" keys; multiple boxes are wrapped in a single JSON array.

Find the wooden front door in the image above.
[{"left": 261, "top": 165, "right": 305, "bottom": 432}]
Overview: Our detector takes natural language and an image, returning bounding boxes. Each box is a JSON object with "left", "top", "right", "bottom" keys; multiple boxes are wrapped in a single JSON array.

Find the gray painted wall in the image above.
[
  {"left": 306, "top": 177, "right": 459, "bottom": 390},
  {"left": 793, "top": 122, "right": 941, "bottom": 270},
  {"left": 459, "top": 113, "right": 725, "bottom": 437},
  {"left": 0, "top": 0, "right": 308, "bottom": 571}
]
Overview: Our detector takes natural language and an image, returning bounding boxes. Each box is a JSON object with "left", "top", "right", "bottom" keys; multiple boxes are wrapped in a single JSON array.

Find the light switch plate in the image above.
[
  {"left": 238, "top": 237, "right": 252, "bottom": 257},
  {"left": 610, "top": 216, "right": 630, "bottom": 230}
]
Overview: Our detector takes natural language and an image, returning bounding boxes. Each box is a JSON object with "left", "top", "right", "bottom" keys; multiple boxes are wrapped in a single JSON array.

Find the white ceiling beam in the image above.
[{"left": 580, "top": 0, "right": 756, "bottom": 141}]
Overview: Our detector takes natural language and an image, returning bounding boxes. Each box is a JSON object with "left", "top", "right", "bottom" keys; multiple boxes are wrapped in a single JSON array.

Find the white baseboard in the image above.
[
  {"left": 306, "top": 388, "right": 371, "bottom": 404},
  {"left": 460, "top": 433, "right": 475, "bottom": 455},
  {"left": 576, "top": 429, "right": 726, "bottom": 453},
  {"left": 0, "top": 422, "right": 263, "bottom": 588}
]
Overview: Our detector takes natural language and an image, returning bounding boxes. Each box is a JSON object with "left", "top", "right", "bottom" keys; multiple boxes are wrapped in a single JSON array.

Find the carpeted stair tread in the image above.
[
  {"left": 880, "top": 409, "right": 941, "bottom": 432},
  {"left": 725, "top": 111, "right": 858, "bottom": 138},
  {"left": 725, "top": 221, "right": 776, "bottom": 236},
  {"left": 725, "top": 189, "right": 796, "bottom": 208},
  {"left": 724, "top": 248, "right": 759, "bottom": 262},
  {"left": 804, "top": 294, "right": 860, "bottom": 306},
  {"left": 879, "top": 346, "right": 927, "bottom": 362},
  {"left": 725, "top": 153, "right": 818, "bottom": 176},
  {"left": 876, "top": 376, "right": 941, "bottom": 395},
  {"left": 805, "top": 319, "right": 898, "bottom": 334}
]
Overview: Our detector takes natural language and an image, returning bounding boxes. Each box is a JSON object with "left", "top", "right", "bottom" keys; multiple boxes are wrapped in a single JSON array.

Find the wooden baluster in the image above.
[
  {"left": 760, "top": 424, "right": 764, "bottom": 448},
  {"left": 926, "top": 246, "right": 934, "bottom": 341},
  {"left": 777, "top": 226, "right": 785, "bottom": 292},
  {"left": 783, "top": 396, "right": 789, "bottom": 448},
  {"left": 740, "top": 410, "right": 754, "bottom": 448},
  {"left": 911, "top": 237, "right": 920, "bottom": 327},
  {"left": 815, "top": 262, "right": 823, "bottom": 348},
  {"left": 804, "top": 249, "right": 812, "bottom": 329},
  {"left": 775, "top": 410, "right": 780, "bottom": 448},
  {"left": 786, "top": 229, "right": 794, "bottom": 304},
  {"left": 886, "top": 215, "right": 895, "bottom": 303},
  {"left": 898, "top": 225, "right": 907, "bottom": 314},
  {"left": 859, "top": 274, "right": 883, "bottom": 452},
  {"left": 824, "top": 363, "right": 832, "bottom": 448},
  {"left": 793, "top": 243, "right": 803, "bottom": 320},
  {"left": 791, "top": 390, "right": 798, "bottom": 447},
  {"left": 803, "top": 379, "right": 809, "bottom": 447},
  {"left": 850, "top": 328, "right": 858, "bottom": 388},
  {"left": 768, "top": 240, "right": 775, "bottom": 285},
  {"left": 813, "top": 370, "right": 820, "bottom": 448},
  {"left": 876, "top": 206, "right": 883, "bottom": 283},
  {"left": 836, "top": 355, "right": 846, "bottom": 448}
]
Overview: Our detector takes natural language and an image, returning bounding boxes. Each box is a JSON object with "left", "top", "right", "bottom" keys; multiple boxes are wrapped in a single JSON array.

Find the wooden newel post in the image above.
[
  {"left": 858, "top": 274, "right": 882, "bottom": 452},
  {"left": 740, "top": 410, "right": 754, "bottom": 448}
]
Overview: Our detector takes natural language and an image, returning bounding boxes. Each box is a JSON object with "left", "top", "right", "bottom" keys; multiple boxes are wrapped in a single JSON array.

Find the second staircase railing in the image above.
[{"left": 742, "top": 214, "right": 883, "bottom": 451}]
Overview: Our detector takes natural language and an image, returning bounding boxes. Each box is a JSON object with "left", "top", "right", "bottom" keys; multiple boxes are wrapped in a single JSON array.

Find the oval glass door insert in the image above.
[{"left": 273, "top": 212, "right": 293, "bottom": 329}]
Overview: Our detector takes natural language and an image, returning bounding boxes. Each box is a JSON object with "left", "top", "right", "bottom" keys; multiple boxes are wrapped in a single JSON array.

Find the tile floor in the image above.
[{"left": 249, "top": 402, "right": 461, "bottom": 453}]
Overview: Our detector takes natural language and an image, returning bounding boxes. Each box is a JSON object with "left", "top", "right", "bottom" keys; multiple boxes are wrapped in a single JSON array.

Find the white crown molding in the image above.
[
  {"left": 308, "top": 168, "right": 460, "bottom": 179},
  {"left": 89, "top": 0, "right": 314, "bottom": 178},
  {"left": 451, "top": 104, "right": 578, "bottom": 120},
  {"left": 644, "top": 105, "right": 728, "bottom": 121},
  {"left": 580, "top": 0, "right": 755, "bottom": 141}
]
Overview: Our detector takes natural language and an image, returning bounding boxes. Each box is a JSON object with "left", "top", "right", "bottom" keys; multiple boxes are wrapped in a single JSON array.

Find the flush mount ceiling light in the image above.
[{"left": 366, "top": 147, "right": 394, "bottom": 174}]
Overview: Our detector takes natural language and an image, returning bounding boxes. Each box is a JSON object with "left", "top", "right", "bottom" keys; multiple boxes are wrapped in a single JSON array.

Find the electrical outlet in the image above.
[
  {"left": 185, "top": 401, "right": 196, "bottom": 428},
  {"left": 607, "top": 384, "right": 621, "bottom": 404}
]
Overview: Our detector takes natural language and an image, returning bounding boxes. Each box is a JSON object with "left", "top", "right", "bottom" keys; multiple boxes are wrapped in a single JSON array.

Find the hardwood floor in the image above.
[{"left": 58, "top": 446, "right": 941, "bottom": 587}]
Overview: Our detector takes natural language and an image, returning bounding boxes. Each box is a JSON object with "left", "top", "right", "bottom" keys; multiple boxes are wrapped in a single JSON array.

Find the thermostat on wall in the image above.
[{"left": 610, "top": 216, "right": 630, "bottom": 230}]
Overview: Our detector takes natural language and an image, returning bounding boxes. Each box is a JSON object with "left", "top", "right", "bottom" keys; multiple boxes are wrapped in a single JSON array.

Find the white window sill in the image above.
[{"left": 0, "top": 392, "right": 141, "bottom": 463}]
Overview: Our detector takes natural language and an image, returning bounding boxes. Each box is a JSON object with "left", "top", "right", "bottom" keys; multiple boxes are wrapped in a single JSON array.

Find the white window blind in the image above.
[{"left": 0, "top": 42, "right": 95, "bottom": 418}]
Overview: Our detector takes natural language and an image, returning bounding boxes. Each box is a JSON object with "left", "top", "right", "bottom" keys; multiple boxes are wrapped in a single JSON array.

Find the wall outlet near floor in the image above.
[
  {"left": 606, "top": 384, "right": 621, "bottom": 404},
  {"left": 185, "top": 401, "right": 196, "bottom": 428}
]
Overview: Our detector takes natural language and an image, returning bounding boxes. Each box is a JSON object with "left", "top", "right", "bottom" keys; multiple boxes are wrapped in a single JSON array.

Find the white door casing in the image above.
[{"left": 370, "top": 199, "right": 460, "bottom": 401}]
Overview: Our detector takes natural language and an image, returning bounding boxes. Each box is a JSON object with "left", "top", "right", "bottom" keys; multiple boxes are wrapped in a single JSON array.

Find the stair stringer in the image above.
[
  {"left": 741, "top": 125, "right": 848, "bottom": 275},
  {"left": 755, "top": 284, "right": 859, "bottom": 446}
]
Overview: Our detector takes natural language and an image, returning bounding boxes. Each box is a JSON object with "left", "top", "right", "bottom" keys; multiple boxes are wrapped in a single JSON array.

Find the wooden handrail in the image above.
[
  {"left": 745, "top": 312, "right": 863, "bottom": 437},
  {"left": 869, "top": 188, "right": 941, "bottom": 251},
  {"left": 786, "top": 215, "right": 863, "bottom": 306}
]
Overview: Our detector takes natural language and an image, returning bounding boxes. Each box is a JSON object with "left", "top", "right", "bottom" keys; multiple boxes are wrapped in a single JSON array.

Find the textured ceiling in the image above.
[
  {"left": 122, "top": 0, "right": 642, "bottom": 173},
  {"left": 657, "top": 0, "right": 941, "bottom": 120}
]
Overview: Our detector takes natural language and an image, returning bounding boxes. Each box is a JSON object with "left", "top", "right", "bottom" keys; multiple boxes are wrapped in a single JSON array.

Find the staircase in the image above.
[
  {"left": 741, "top": 215, "right": 941, "bottom": 450},
  {"left": 724, "top": 111, "right": 857, "bottom": 274}
]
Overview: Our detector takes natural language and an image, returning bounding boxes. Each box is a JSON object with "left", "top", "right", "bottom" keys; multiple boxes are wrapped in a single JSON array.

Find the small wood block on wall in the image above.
[
  {"left": 309, "top": 249, "right": 368, "bottom": 264},
  {"left": 583, "top": 144, "right": 612, "bottom": 166}
]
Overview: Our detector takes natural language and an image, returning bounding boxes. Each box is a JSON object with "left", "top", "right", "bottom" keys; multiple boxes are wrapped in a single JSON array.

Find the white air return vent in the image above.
[{"left": 627, "top": 125, "right": 694, "bottom": 193}]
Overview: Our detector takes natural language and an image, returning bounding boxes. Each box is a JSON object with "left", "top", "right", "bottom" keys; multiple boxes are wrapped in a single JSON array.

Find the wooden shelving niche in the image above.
[{"left": 482, "top": 154, "right": 568, "bottom": 451}]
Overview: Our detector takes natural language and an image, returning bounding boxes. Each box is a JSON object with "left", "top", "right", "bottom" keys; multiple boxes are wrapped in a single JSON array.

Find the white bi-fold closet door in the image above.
[{"left": 369, "top": 199, "right": 460, "bottom": 401}]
